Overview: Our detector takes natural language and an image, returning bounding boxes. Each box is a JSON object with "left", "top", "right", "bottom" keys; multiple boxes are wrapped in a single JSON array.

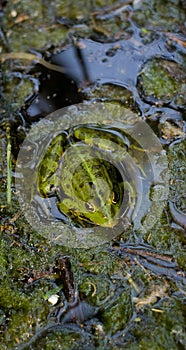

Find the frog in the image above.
[{"left": 37, "top": 125, "right": 136, "bottom": 228}]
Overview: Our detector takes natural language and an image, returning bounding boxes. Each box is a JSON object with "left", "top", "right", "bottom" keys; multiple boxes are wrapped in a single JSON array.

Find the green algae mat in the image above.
[{"left": 0, "top": 1, "right": 186, "bottom": 349}]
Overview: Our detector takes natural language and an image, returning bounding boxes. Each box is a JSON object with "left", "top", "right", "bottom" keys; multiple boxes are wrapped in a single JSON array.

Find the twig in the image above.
[
  {"left": 0, "top": 52, "right": 66, "bottom": 74},
  {"left": 6, "top": 126, "right": 12, "bottom": 206}
]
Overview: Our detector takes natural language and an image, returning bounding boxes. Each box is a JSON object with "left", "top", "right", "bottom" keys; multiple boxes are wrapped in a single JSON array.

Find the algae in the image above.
[
  {"left": 0, "top": 0, "right": 186, "bottom": 349},
  {"left": 138, "top": 58, "right": 186, "bottom": 108}
]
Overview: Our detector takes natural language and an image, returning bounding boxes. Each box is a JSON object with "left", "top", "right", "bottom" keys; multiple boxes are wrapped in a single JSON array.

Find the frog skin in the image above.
[
  {"left": 73, "top": 124, "right": 130, "bottom": 152},
  {"left": 38, "top": 132, "right": 67, "bottom": 197},
  {"left": 38, "top": 125, "right": 135, "bottom": 228}
]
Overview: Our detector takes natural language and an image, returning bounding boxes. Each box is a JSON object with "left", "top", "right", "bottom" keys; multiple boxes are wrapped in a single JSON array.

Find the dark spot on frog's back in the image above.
[
  {"left": 99, "top": 189, "right": 105, "bottom": 198},
  {"left": 92, "top": 164, "right": 102, "bottom": 173},
  {"left": 79, "top": 182, "right": 84, "bottom": 189}
]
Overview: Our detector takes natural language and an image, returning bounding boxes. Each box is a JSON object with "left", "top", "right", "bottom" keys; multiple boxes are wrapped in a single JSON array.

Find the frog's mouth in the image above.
[
  {"left": 55, "top": 182, "right": 125, "bottom": 229},
  {"left": 54, "top": 170, "right": 137, "bottom": 230},
  {"left": 62, "top": 208, "right": 116, "bottom": 228}
]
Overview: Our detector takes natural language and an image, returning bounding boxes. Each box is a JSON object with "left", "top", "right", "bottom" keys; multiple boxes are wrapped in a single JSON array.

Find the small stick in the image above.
[
  {"left": 0, "top": 52, "right": 66, "bottom": 74},
  {"left": 6, "top": 126, "right": 12, "bottom": 205}
]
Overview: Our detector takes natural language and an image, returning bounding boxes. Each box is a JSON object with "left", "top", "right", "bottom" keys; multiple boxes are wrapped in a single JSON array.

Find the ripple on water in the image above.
[{"left": 15, "top": 102, "right": 169, "bottom": 248}]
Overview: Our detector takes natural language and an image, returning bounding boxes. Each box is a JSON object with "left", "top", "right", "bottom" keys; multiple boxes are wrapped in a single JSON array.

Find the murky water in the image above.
[
  {"left": 0, "top": 1, "right": 185, "bottom": 349},
  {"left": 24, "top": 30, "right": 185, "bottom": 119}
]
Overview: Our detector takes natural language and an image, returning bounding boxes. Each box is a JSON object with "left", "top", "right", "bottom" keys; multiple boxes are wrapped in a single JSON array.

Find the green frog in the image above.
[{"left": 38, "top": 125, "right": 135, "bottom": 228}]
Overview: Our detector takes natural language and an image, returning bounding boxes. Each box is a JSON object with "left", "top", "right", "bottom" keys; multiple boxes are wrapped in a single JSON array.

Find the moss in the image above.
[
  {"left": 100, "top": 287, "right": 132, "bottom": 334},
  {"left": 138, "top": 59, "right": 186, "bottom": 108},
  {"left": 132, "top": 0, "right": 186, "bottom": 31},
  {"left": 123, "top": 296, "right": 186, "bottom": 350},
  {"left": 0, "top": 283, "right": 28, "bottom": 310},
  {"left": 168, "top": 140, "right": 186, "bottom": 204},
  {"left": 86, "top": 83, "right": 137, "bottom": 110},
  {"left": 0, "top": 0, "right": 185, "bottom": 348},
  {"left": 79, "top": 274, "right": 112, "bottom": 306},
  {"left": 6, "top": 25, "right": 68, "bottom": 51},
  {"left": 75, "top": 247, "right": 120, "bottom": 276},
  {"left": 1, "top": 0, "right": 118, "bottom": 52},
  {"left": 1, "top": 71, "right": 34, "bottom": 112}
]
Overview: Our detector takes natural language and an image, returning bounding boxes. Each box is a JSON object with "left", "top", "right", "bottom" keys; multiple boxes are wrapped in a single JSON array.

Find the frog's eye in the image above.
[
  {"left": 49, "top": 185, "right": 59, "bottom": 195},
  {"left": 85, "top": 203, "right": 96, "bottom": 212},
  {"left": 111, "top": 192, "right": 116, "bottom": 204},
  {"left": 112, "top": 192, "right": 119, "bottom": 204}
]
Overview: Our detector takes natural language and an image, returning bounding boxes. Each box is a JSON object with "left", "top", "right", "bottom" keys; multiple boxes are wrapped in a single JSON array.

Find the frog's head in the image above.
[
  {"left": 57, "top": 152, "right": 124, "bottom": 228},
  {"left": 37, "top": 127, "right": 133, "bottom": 229},
  {"left": 59, "top": 200, "right": 119, "bottom": 228}
]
